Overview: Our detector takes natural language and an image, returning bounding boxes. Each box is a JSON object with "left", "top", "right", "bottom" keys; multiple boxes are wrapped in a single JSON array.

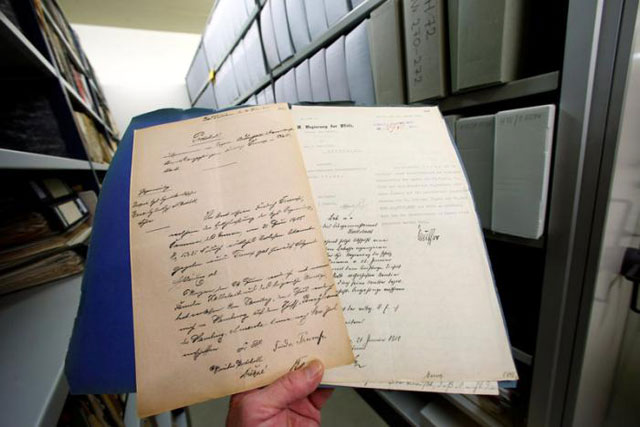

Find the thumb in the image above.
[{"left": 257, "top": 360, "right": 325, "bottom": 408}]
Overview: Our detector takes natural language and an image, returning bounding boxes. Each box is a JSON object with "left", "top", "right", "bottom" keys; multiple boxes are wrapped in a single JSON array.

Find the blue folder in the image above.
[{"left": 66, "top": 108, "right": 213, "bottom": 393}]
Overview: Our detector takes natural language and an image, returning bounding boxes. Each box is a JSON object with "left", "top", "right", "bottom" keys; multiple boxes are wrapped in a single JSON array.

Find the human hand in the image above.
[{"left": 226, "top": 360, "right": 333, "bottom": 427}]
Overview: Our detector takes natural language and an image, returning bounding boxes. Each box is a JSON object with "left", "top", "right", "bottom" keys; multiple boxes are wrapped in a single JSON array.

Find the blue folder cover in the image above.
[
  {"left": 65, "top": 106, "right": 516, "bottom": 394},
  {"left": 66, "top": 108, "right": 213, "bottom": 394}
]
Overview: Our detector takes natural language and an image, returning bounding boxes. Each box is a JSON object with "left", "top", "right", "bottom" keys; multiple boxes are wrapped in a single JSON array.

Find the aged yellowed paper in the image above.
[
  {"left": 292, "top": 105, "right": 517, "bottom": 389},
  {"left": 129, "top": 104, "right": 354, "bottom": 417}
]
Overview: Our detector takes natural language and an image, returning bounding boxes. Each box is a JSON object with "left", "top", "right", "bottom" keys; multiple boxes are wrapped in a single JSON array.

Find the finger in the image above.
[
  {"left": 309, "top": 388, "right": 334, "bottom": 410},
  {"left": 256, "top": 359, "right": 324, "bottom": 409}
]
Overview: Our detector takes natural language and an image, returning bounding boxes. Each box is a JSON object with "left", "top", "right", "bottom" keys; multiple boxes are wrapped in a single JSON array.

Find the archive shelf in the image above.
[
  {"left": 437, "top": 71, "right": 561, "bottom": 113},
  {"left": 0, "top": 147, "right": 101, "bottom": 171}
]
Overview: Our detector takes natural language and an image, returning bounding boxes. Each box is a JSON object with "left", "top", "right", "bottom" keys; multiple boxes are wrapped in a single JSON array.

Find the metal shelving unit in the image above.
[
  {"left": 0, "top": 1, "right": 124, "bottom": 423},
  {"left": 437, "top": 71, "right": 560, "bottom": 113},
  {"left": 190, "top": 0, "right": 559, "bottom": 112},
  {"left": 0, "top": 148, "right": 102, "bottom": 170}
]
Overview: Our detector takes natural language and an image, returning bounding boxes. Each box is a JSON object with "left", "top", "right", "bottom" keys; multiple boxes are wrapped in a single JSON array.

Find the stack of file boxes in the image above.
[{"left": 187, "top": 0, "right": 555, "bottom": 108}]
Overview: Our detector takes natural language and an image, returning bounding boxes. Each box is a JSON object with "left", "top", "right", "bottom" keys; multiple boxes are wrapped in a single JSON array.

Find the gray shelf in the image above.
[
  {"left": 440, "top": 394, "right": 506, "bottom": 427},
  {"left": 483, "top": 229, "right": 545, "bottom": 249},
  {"left": 93, "top": 162, "right": 110, "bottom": 171},
  {"left": 511, "top": 347, "right": 533, "bottom": 366},
  {"left": 0, "top": 274, "right": 83, "bottom": 426},
  {"left": 437, "top": 72, "right": 560, "bottom": 113},
  {"left": 0, "top": 10, "right": 58, "bottom": 78},
  {"left": 0, "top": 148, "right": 96, "bottom": 170}
]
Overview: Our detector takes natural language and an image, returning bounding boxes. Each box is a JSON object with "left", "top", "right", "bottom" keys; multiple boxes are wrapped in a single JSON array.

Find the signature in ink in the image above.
[
  {"left": 417, "top": 225, "right": 440, "bottom": 246},
  {"left": 289, "top": 355, "right": 308, "bottom": 372}
]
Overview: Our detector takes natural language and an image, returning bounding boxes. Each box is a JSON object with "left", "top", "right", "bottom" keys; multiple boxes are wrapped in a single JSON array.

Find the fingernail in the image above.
[{"left": 304, "top": 360, "right": 323, "bottom": 380}]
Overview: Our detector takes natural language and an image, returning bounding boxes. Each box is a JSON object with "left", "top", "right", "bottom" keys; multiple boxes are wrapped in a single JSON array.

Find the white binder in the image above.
[
  {"left": 295, "top": 59, "right": 314, "bottom": 102},
  {"left": 304, "top": 0, "right": 329, "bottom": 40},
  {"left": 215, "top": 58, "right": 239, "bottom": 107},
  {"left": 286, "top": 0, "right": 312, "bottom": 52},
  {"left": 309, "top": 48, "right": 331, "bottom": 102},
  {"left": 230, "top": 43, "right": 252, "bottom": 97},
  {"left": 243, "top": 22, "right": 267, "bottom": 87},
  {"left": 403, "top": 0, "right": 448, "bottom": 101},
  {"left": 324, "top": 0, "right": 351, "bottom": 26},
  {"left": 271, "top": 0, "right": 295, "bottom": 61},
  {"left": 325, "top": 36, "right": 351, "bottom": 101},
  {"left": 448, "top": 0, "right": 525, "bottom": 92},
  {"left": 275, "top": 77, "right": 286, "bottom": 103},
  {"left": 264, "top": 85, "right": 276, "bottom": 103},
  {"left": 492, "top": 105, "right": 555, "bottom": 239},
  {"left": 186, "top": 43, "right": 209, "bottom": 103},
  {"left": 260, "top": 0, "right": 281, "bottom": 69},
  {"left": 283, "top": 68, "right": 300, "bottom": 103},
  {"left": 345, "top": 20, "right": 375, "bottom": 105},
  {"left": 368, "top": 0, "right": 405, "bottom": 104}
]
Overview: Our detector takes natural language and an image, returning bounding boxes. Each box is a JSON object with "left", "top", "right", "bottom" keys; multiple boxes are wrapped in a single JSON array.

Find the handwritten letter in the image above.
[
  {"left": 292, "top": 106, "right": 516, "bottom": 392},
  {"left": 129, "top": 104, "right": 353, "bottom": 416}
]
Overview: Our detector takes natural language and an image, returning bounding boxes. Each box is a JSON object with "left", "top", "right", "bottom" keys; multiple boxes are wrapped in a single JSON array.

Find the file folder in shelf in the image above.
[
  {"left": 305, "top": 0, "right": 329, "bottom": 40},
  {"left": 260, "top": 0, "right": 281, "bottom": 69},
  {"left": 310, "top": 48, "right": 331, "bottom": 102},
  {"left": 345, "top": 20, "right": 375, "bottom": 105},
  {"left": 402, "top": 0, "right": 448, "bottom": 101},
  {"left": 243, "top": 22, "right": 267, "bottom": 87},
  {"left": 185, "top": 43, "right": 209, "bottom": 102},
  {"left": 492, "top": 105, "right": 555, "bottom": 239},
  {"left": 326, "top": 36, "right": 351, "bottom": 102},
  {"left": 368, "top": 0, "right": 405, "bottom": 104},
  {"left": 286, "top": 0, "right": 312, "bottom": 52},
  {"left": 324, "top": 0, "right": 351, "bottom": 26},
  {"left": 271, "top": 0, "right": 295, "bottom": 61},
  {"left": 296, "top": 59, "right": 314, "bottom": 102},
  {"left": 448, "top": 0, "right": 525, "bottom": 92}
]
